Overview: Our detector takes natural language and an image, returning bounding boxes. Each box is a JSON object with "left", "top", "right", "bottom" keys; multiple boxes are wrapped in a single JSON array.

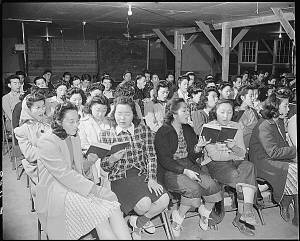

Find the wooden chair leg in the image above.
[
  {"left": 38, "top": 218, "right": 42, "bottom": 240},
  {"left": 161, "top": 209, "right": 174, "bottom": 240}
]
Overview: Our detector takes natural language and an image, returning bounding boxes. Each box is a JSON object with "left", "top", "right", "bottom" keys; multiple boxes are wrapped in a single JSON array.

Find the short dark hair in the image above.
[
  {"left": 51, "top": 101, "right": 78, "bottom": 139},
  {"left": 69, "top": 75, "right": 81, "bottom": 86},
  {"left": 101, "top": 76, "right": 114, "bottom": 85},
  {"left": 218, "top": 81, "right": 233, "bottom": 90},
  {"left": 25, "top": 91, "right": 46, "bottom": 110},
  {"left": 235, "top": 85, "right": 255, "bottom": 106},
  {"left": 198, "top": 86, "right": 219, "bottom": 109},
  {"left": 15, "top": 71, "right": 25, "bottom": 76},
  {"left": 65, "top": 87, "right": 87, "bottom": 105},
  {"left": 164, "top": 98, "right": 186, "bottom": 125},
  {"left": 5, "top": 75, "right": 20, "bottom": 85},
  {"left": 63, "top": 72, "right": 71, "bottom": 78},
  {"left": 84, "top": 94, "right": 111, "bottom": 116},
  {"left": 123, "top": 70, "right": 132, "bottom": 78},
  {"left": 33, "top": 76, "right": 47, "bottom": 85},
  {"left": 231, "top": 75, "right": 242, "bottom": 83},
  {"left": 209, "top": 99, "right": 235, "bottom": 121},
  {"left": 153, "top": 80, "right": 170, "bottom": 103},
  {"left": 109, "top": 96, "right": 141, "bottom": 127},
  {"left": 143, "top": 69, "right": 151, "bottom": 75},
  {"left": 177, "top": 75, "right": 189, "bottom": 86},
  {"left": 43, "top": 69, "right": 52, "bottom": 75},
  {"left": 81, "top": 73, "right": 91, "bottom": 82},
  {"left": 165, "top": 72, "right": 174, "bottom": 79}
]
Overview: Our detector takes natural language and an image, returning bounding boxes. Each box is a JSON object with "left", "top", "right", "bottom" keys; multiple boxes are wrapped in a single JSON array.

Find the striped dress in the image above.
[{"left": 64, "top": 137, "right": 120, "bottom": 240}]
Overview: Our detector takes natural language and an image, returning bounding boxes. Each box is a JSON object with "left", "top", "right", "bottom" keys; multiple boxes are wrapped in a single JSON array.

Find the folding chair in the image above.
[
  {"left": 10, "top": 123, "right": 25, "bottom": 180},
  {"left": 2, "top": 111, "right": 11, "bottom": 158}
]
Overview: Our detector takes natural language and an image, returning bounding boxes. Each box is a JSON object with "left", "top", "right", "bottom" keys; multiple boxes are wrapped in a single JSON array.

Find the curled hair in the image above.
[
  {"left": 187, "top": 85, "right": 202, "bottom": 98},
  {"left": 65, "top": 87, "right": 87, "bottom": 105},
  {"left": 235, "top": 84, "right": 255, "bottom": 106},
  {"left": 5, "top": 74, "right": 20, "bottom": 86},
  {"left": 209, "top": 99, "right": 235, "bottom": 121},
  {"left": 177, "top": 75, "right": 189, "bottom": 86},
  {"left": 164, "top": 98, "right": 186, "bottom": 125},
  {"left": 51, "top": 101, "right": 78, "bottom": 139},
  {"left": 109, "top": 96, "right": 140, "bottom": 127},
  {"left": 218, "top": 81, "right": 233, "bottom": 90},
  {"left": 152, "top": 80, "right": 170, "bottom": 103},
  {"left": 25, "top": 91, "right": 46, "bottom": 109},
  {"left": 101, "top": 76, "right": 114, "bottom": 86},
  {"left": 114, "top": 82, "right": 135, "bottom": 98},
  {"left": 84, "top": 94, "right": 111, "bottom": 116},
  {"left": 260, "top": 92, "right": 288, "bottom": 119},
  {"left": 86, "top": 82, "right": 105, "bottom": 95},
  {"left": 54, "top": 80, "right": 69, "bottom": 90},
  {"left": 198, "top": 86, "right": 219, "bottom": 109}
]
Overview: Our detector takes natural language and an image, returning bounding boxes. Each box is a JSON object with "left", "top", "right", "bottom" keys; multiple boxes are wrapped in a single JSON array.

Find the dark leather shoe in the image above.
[{"left": 232, "top": 219, "right": 255, "bottom": 236}]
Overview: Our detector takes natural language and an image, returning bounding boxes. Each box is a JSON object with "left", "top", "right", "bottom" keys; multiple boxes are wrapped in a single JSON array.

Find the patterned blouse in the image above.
[
  {"left": 98, "top": 123, "right": 157, "bottom": 182},
  {"left": 173, "top": 127, "right": 189, "bottom": 160}
]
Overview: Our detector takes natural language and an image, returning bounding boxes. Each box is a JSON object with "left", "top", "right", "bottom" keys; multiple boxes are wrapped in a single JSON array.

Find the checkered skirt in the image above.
[{"left": 284, "top": 163, "right": 298, "bottom": 195}]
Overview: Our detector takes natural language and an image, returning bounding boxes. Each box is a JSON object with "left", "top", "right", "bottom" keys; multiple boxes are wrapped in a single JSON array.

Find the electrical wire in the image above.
[{"left": 126, "top": 16, "right": 130, "bottom": 41}]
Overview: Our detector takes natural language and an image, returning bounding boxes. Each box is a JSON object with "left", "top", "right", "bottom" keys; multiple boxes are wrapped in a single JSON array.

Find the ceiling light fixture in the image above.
[
  {"left": 127, "top": 3, "right": 132, "bottom": 16},
  {"left": 279, "top": 24, "right": 282, "bottom": 39}
]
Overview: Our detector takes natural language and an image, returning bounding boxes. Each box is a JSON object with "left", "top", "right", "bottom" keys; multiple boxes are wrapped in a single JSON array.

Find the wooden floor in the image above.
[{"left": 2, "top": 147, "right": 299, "bottom": 240}]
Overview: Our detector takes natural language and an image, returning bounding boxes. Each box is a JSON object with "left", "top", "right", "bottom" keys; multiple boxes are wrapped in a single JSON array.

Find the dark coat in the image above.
[
  {"left": 249, "top": 118, "right": 296, "bottom": 203},
  {"left": 154, "top": 123, "right": 202, "bottom": 184}
]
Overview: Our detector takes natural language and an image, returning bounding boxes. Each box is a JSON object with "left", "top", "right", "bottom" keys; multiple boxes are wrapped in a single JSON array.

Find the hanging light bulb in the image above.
[
  {"left": 128, "top": 3, "right": 132, "bottom": 16},
  {"left": 45, "top": 25, "right": 49, "bottom": 42},
  {"left": 279, "top": 24, "right": 282, "bottom": 39}
]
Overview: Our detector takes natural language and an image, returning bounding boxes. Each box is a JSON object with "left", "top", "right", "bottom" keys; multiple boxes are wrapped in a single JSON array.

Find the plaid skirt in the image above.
[
  {"left": 284, "top": 163, "right": 298, "bottom": 195},
  {"left": 65, "top": 191, "right": 120, "bottom": 240}
]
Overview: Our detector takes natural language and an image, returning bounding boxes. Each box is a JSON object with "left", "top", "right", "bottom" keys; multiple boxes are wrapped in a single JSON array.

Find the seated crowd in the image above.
[{"left": 2, "top": 68, "right": 297, "bottom": 239}]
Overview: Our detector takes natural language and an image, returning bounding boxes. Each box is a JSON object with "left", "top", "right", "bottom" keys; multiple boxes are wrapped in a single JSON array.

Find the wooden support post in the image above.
[
  {"left": 153, "top": 29, "right": 175, "bottom": 56},
  {"left": 272, "top": 39, "right": 277, "bottom": 75},
  {"left": 238, "top": 42, "right": 242, "bottom": 75},
  {"left": 271, "top": 8, "right": 295, "bottom": 41},
  {"left": 221, "top": 23, "right": 232, "bottom": 82},
  {"left": 174, "top": 31, "right": 182, "bottom": 82},
  {"left": 195, "top": 21, "right": 222, "bottom": 55},
  {"left": 146, "top": 39, "right": 150, "bottom": 69}
]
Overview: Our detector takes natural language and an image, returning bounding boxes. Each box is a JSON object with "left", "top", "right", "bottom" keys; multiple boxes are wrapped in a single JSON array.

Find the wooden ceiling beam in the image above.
[
  {"left": 271, "top": 8, "right": 295, "bottom": 41},
  {"left": 195, "top": 21, "right": 222, "bottom": 55},
  {"left": 231, "top": 27, "right": 251, "bottom": 50},
  {"left": 153, "top": 28, "right": 175, "bottom": 56},
  {"left": 172, "top": 12, "right": 294, "bottom": 35}
]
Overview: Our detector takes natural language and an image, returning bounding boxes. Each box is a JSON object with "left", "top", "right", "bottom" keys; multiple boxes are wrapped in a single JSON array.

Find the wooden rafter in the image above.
[
  {"left": 231, "top": 28, "right": 251, "bottom": 50},
  {"left": 271, "top": 8, "right": 295, "bottom": 41},
  {"left": 153, "top": 29, "right": 175, "bottom": 56},
  {"left": 261, "top": 39, "right": 273, "bottom": 56},
  {"left": 195, "top": 21, "right": 222, "bottom": 55},
  {"left": 182, "top": 33, "right": 198, "bottom": 50}
]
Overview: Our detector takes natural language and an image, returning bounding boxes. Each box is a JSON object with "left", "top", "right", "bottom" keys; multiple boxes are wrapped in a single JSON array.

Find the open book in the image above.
[
  {"left": 200, "top": 124, "right": 238, "bottom": 143},
  {"left": 86, "top": 141, "right": 130, "bottom": 158}
]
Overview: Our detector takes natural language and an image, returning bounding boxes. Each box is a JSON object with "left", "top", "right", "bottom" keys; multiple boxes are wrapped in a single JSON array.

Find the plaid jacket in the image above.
[{"left": 98, "top": 123, "right": 157, "bottom": 182}]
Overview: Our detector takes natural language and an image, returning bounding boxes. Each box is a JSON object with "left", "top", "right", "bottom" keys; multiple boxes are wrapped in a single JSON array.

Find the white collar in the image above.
[{"left": 116, "top": 123, "right": 135, "bottom": 135}]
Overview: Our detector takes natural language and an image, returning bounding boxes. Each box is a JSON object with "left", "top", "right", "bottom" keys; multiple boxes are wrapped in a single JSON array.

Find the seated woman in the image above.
[
  {"left": 233, "top": 85, "right": 260, "bottom": 150},
  {"left": 144, "top": 80, "right": 170, "bottom": 133},
  {"left": 102, "top": 76, "right": 115, "bottom": 100},
  {"left": 218, "top": 81, "right": 233, "bottom": 100},
  {"left": 85, "top": 82, "right": 105, "bottom": 103},
  {"left": 249, "top": 91, "right": 297, "bottom": 226},
  {"left": 45, "top": 80, "right": 69, "bottom": 117},
  {"left": 36, "top": 101, "right": 131, "bottom": 240},
  {"left": 65, "top": 87, "right": 87, "bottom": 119},
  {"left": 192, "top": 86, "right": 219, "bottom": 136},
  {"left": 155, "top": 98, "right": 222, "bottom": 237},
  {"left": 186, "top": 84, "right": 203, "bottom": 128},
  {"left": 203, "top": 99, "right": 258, "bottom": 236},
  {"left": 172, "top": 75, "right": 189, "bottom": 102},
  {"left": 133, "top": 74, "right": 147, "bottom": 117},
  {"left": 98, "top": 96, "right": 170, "bottom": 239},
  {"left": 14, "top": 90, "right": 52, "bottom": 184},
  {"left": 78, "top": 94, "right": 113, "bottom": 186}
]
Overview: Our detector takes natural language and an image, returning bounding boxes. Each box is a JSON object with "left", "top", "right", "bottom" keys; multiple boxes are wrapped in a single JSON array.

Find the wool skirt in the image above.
[{"left": 111, "top": 167, "right": 167, "bottom": 215}]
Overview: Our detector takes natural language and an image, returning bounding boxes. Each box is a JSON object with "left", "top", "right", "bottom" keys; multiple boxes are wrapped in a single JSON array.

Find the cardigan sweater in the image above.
[{"left": 154, "top": 123, "right": 202, "bottom": 183}]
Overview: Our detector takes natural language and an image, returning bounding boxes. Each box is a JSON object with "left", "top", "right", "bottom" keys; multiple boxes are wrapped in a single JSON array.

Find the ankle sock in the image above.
[{"left": 136, "top": 215, "right": 150, "bottom": 228}]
